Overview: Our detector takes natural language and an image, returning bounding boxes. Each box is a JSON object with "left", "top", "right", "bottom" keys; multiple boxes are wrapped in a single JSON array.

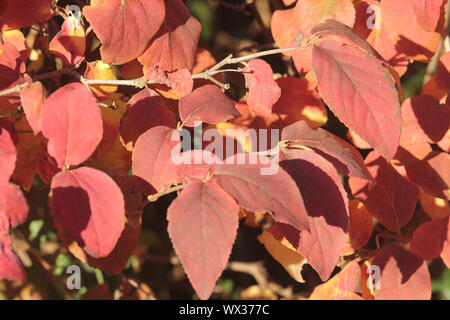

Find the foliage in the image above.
[{"left": 0, "top": 0, "right": 449, "bottom": 300}]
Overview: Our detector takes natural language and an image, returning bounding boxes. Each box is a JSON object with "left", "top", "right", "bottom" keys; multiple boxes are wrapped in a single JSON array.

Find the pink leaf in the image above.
[
  {"left": 372, "top": 244, "right": 431, "bottom": 300},
  {"left": 280, "top": 149, "right": 348, "bottom": 280},
  {"left": 282, "top": 120, "right": 372, "bottom": 180},
  {"left": 312, "top": 40, "right": 402, "bottom": 160},
  {"left": 20, "top": 81, "right": 47, "bottom": 134},
  {"left": 214, "top": 155, "right": 309, "bottom": 232},
  {"left": 167, "top": 180, "right": 239, "bottom": 300},
  {"left": 179, "top": 85, "right": 239, "bottom": 127},
  {"left": 413, "top": 0, "right": 444, "bottom": 32},
  {"left": 0, "top": 182, "right": 29, "bottom": 232},
  {"left": 138, "top": 0, "right": 201, "bottom": 72},
  {"left": 83, "top": 0, "right": 165, "bottom": 65},
  {"left": 0, "top": 126, "right": 17, "bottom": 183},
  {"left": 41, "top": 83, "right": 103, "bottom": 168},
  {"left": 132, "top": 126, "right": 180, "bottom": 191},
  {"left": 0, "top": 243, "right": 26, "bottom": 281},
  {"left": 119, "top": 89, "right": 175, "bottom": 151},
  {"left": 244, "top": 59, "right": 281, "bottom": 117},
  {"left": 50, "top": 167, "right": 126, "bottom": 258}
]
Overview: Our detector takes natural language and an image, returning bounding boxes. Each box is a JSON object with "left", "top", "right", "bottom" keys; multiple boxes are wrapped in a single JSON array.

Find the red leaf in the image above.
[
  {"left": 410, "top": 217, "right": 449, "bottom": 266},
  {"left": 0, "top": 41, "right": 25, "bottom": 91},
  {"left": 312, "top": 39, "right": 402, "bottom": 160},
  {"left": 1, "top": 0, "right": 54, "bottom": 31},
  {"left": 354, "top": 0, "right": 440, "bottom": 68},
  {"left": 244, "top": 59, "right": 281, "bottom": 117},
  {"left": 309, "top": 260, "right": 362, "bottom": 300},
  {"left": 179, "top": 85, "right": 239, "bottom": 127},
  {"left": 167, "top": 180, "right": 239, "bottom": 300},
  {"left": 280, "top": 149, "right": 348, "bottom": 280},
  {"left": 119, "top": 89, "right": 175, "bottom": 151},
  {"left": 371, "top": 244, "right": 431, "bottom": 300},
  {"left": 138, "top": 0, "right": 201, "bottom": 72},
  {"left": 49, "top": 15, "right": 86, "bottom": 66},
  {"left": 349, "top": 151, "right": 420, "bottom": 233},
  {"left": 282, "top": 120, "right": 372, "bottom": 180},
  {"left": 214, "top": 154, "right": 309, "bottom": 232},
  {"left": 53, "top": 175, "right": 150, "bottom": 274},
  {"left": 0, "top": 243, "right": 26, "bottom": 281},
  {"left": 132, "top": 126, "right": 180, "bottom": 191},
  {"left": 83, "top": 0, "right": 165, "bottom": 65},
  {"left": 400, "top": 95, "right": 449, "bottom": 159},
  {"left": 41, "top": 83, "right": 103, "bottom": 168},
  {"left": 271, "top": 0, "right": 356, "bottom": 74},
  {"left": 0, "top": 126, "right": 16, "bottom": 183},
  {"left": 394, "top": 149, "right": 449, "bottom": 200},
  {"left": 20, "top": 81, "right": 46, "bottom": 134},
  {"left": 50, "top": 167, "right": 126, "bottom": 258},
  {"left": 413, "top": 0, "right": 444, "bottom": 32},
  {"left": 0, "top": 182, "right": 28, "bottom": 232}
]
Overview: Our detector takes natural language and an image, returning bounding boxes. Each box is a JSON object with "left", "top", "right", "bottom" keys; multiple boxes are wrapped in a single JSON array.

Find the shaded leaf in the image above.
[
  {"left": 83, "top": 0, "right": 165, "bottom": 65},
  {"left": 410, "top": 217, "right": 449, "bottom": 267},
  {"left": 371, "top": 244, "right": 431, "bottom": 300},
  {"left": 214, "top": 154, "right": 309, "bottom": 232},
  {"left": 1, "top": 0, "right": 54, "bottom": 30},
  {"left": 138, "top": 0, "right": 201, "bottom": 72},
  {"left": 280, "top": 149, "right": 348, "bottom": 280},
  {"left": 119, "top": 89, "right": 175, "bottom": 151},
  {"left": 349, "top": 151, "right": 420, "bottom": 233},
  {"left": 51, "top": 167, "right": 126, "bottom": 258},
  {"left": 49, "top": 15, "right": 86, "bottom": 66},
  {"left": 282, "top": 120, "right": 372, "bottom": 180}
]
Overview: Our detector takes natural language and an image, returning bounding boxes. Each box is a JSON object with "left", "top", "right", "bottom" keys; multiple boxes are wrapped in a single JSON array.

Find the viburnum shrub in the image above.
[{"left": 0, "top": 0, "right": 449, "bottom": 300}]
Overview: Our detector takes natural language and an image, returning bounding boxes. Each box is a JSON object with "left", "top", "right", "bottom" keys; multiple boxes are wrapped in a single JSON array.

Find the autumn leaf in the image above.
[
  {"left": 244, "top": 59, "right": 281, "bottom": 117},
  {"left": 41, "top": 83, "right": 103, "bottom": 168},
  {"left": 167, "top": 180, "right": 239, "bottom": 300},
  {"left": 282, "top": 120, "right": 372, "bottom": 180},
  {"left": 119, "top": 89, "right": 175, "bottom": 151},
  {"left": 49, "top": 15, "right": 86, "bottom": 66},
  {"left": 312, "top": 39, "right": 402, "bottom": 160},
  {"left": 83, "top": 0, "right": 165, "bottom": 65},
  {"left": 50, "top": 167, "right": 126, "bottom": 258},
  {"left": 138, "top": 0, "right": 201, "bottom": 72},
  {"left": 309, "top": 260, "right": 362, "bottom": 300},
  {"left": 349, "top": 151, "right": 420, "bottom": 233},
  {"left": 371, "top": 244, "right": 431, "bottom": 300},
  {"left": 179, "top": 85, "right": 239, "bottom": 127},
  {"left": 132, "top": 126, "right": 180, "bottom": 192},
  {"left": 0, "top": 125, "right": 16, "bottom": 183}
]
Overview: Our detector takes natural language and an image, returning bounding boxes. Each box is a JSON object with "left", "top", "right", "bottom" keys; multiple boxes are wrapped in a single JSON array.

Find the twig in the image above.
[{"left": 147, "top": 184, "right": 190, "bottom": 202}]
